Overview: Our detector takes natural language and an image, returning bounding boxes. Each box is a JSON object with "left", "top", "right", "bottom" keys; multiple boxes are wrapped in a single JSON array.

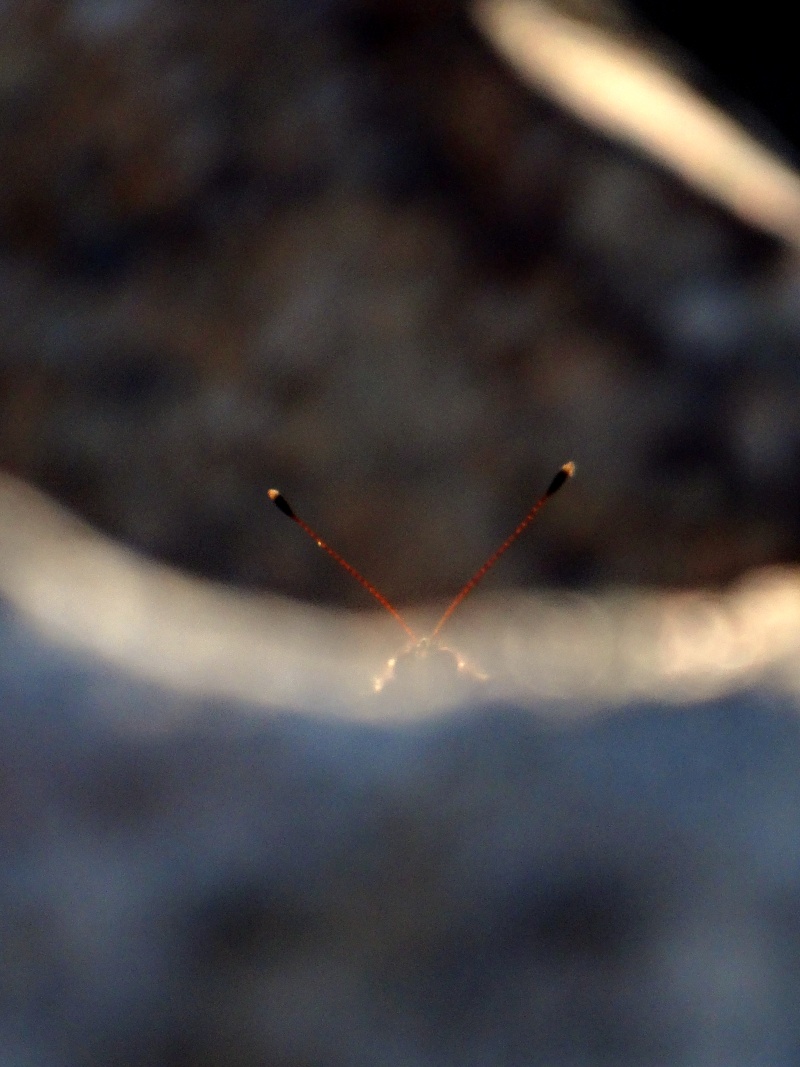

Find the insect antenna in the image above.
[
  {"left": 430, "top": 461, "right": 575, "bottom": 639},
  {"left": 268, "top": 488, "right": 419, "bottom": 642}
]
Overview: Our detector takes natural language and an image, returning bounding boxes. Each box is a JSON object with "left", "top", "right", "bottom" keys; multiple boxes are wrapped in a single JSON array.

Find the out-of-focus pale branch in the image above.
[
  {"left": 3, "top": 472, "right": 800, "bottom": 721},
  {"left": 472, "top": 0, "right": 800, "bottom": 247}
]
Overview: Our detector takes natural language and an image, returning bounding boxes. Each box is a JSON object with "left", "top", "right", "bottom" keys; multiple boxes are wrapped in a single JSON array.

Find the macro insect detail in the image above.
[{"left": 269, "top": 461, "right": 575, "bottom": 692}]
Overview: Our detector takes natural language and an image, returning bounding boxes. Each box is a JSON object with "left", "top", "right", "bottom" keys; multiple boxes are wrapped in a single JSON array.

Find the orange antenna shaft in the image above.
[
  {"left": 268, "top": 489, "right": 419, "bottom": 642},
  {"left": 430, "top": 461, "right": 575, "bottom": 638}
]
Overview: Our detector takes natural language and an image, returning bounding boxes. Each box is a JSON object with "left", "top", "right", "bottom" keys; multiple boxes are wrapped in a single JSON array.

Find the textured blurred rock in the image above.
[{"left": 4, "top": 595, "right": 800, "bottom": 1065}]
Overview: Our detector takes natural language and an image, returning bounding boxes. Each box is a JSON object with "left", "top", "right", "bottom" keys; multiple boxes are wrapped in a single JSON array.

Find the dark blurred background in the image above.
[
  {"left": 625, "top": 0, "right": 799, "bottom": 158},
  {"left": 2, "top": 0, "right": 800, "bottom": 611}
]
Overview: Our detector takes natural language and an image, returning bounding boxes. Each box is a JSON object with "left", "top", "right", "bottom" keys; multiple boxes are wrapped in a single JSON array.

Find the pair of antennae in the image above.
[{"left": 269, "top": 461, "right": 574, "bottom": 643}]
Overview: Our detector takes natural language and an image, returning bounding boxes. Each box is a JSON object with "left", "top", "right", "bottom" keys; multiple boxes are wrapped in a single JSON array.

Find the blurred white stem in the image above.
[{"left": 473, "top": 0, "right": 800, "bottom": 246}]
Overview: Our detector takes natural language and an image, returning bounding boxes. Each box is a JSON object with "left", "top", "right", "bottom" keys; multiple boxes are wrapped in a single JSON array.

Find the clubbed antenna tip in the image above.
[
  {"left": 268, "top": 488, "right": 295, "bottom": 519},
  {"left": 546, "top": 461, "right": 576, "bottom": 497},
  {"left": 430, "top": 459, "right": 576, "bottom": 637},
  {"left": 267, "top": 486, "right": 418, "bottom": 641}
]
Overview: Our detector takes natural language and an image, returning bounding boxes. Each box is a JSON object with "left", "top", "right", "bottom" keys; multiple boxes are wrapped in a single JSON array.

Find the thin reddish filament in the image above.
[
  {"left": 430, "top": 461, "right": 575, "bottom": 638},
  {"left": 268, "top": 489, "right": 418, "bottom": 641},
  {"left": 270, "top": 461, "right": 573, "bottom": 646}
]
